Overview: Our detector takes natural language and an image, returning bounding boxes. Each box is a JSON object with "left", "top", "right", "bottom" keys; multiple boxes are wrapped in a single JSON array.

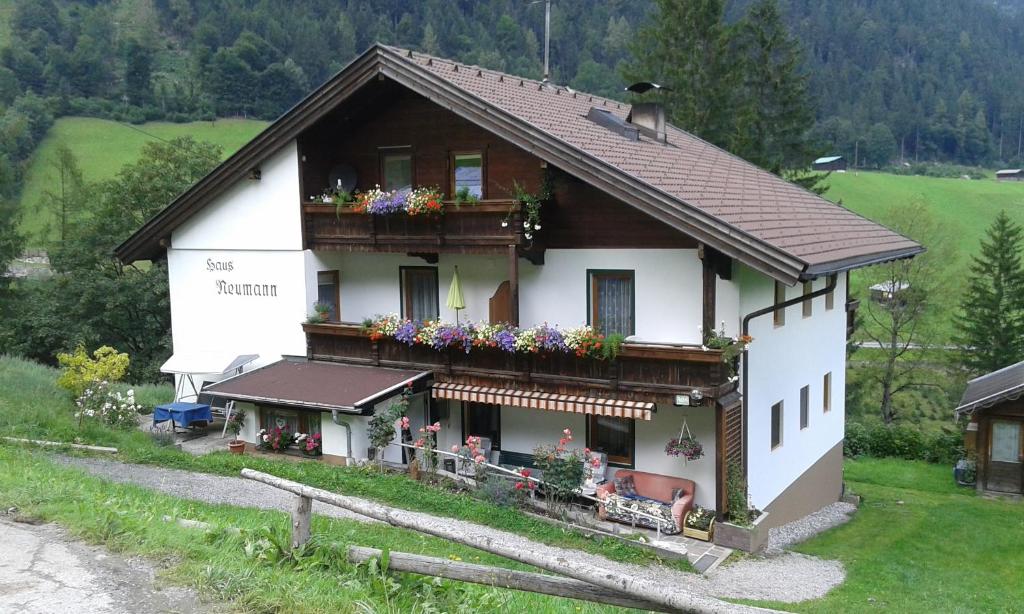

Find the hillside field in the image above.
[{"left": 17, "top": 116, "right": 267, "bottom": 245}]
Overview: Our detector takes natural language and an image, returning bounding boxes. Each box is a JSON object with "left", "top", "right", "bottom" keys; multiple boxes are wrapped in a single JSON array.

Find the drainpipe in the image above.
[
  {"left": 739, "top": 275, "right": 837, "bottom": 490},
  {"left": 331, "top": 409, "right": 353, "bottom": 463}
]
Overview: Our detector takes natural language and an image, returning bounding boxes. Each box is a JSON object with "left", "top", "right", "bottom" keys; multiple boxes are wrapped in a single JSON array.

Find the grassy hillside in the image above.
[
  {"left": 18, "top": 116, "right": 267, "bottom": 245},
  {"left": 824, "top": 171, "right": 1024, "bottom": 341}
]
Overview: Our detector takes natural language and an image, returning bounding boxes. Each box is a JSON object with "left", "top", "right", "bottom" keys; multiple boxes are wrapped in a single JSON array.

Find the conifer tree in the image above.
[
  {"left": 730, "top": 0, "right": 817, "bottom": 174},
  {"left": 955, "top": 211, "right": 1024, "bottom": 374},
  {"left": 626, "top": 0, "right": 737, "bottom": 146}
]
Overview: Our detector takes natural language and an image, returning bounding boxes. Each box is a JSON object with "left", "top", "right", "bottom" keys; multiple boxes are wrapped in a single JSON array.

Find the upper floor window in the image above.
[
  {"left": 589, "top": 270, "right": 635, "bottom": 337},
  {"left": 800, "top": 385, "right": 810, "bottom": 429},
  {"left": 771, "top": 401, "right": 784, "bottom": 449},
  {"left": 452, "top": 152, "right": 484, "bottom": 199},
  {"left": 774, "top": 281, "right": 786, "bottom": 327},
  {"left": 400, "top": 266, "right": 438, "bottom": 322},
  {"left": 317, "top": 270, "right": 339, "bottom": 321},
  {"left": 803, "top": 281, "right": 813, "bottom": 318},
  {"left": 381, "top": 149, "right": 413, "bottom": 194},
  {"left": 823, "top": 372, "right": 832, "bottom": 412}
]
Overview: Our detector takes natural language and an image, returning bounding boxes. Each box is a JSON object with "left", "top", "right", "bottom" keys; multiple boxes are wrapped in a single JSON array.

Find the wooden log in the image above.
[
  {"left": 291, "top": 494, "right": 312, "bottom": 549},
  {"left": 348, "top": 545, "right": 673, "bottom": 613},
  {"left": 1, "top": 437, "right": 117, "bottom": 453},
  {"left": 239, "top": 468, "right": 769, "bottom": 613}
]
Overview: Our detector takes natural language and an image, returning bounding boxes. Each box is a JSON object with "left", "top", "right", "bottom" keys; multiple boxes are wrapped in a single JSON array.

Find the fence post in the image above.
[{"left": 291, "top": 494, "right": 312, "bottom": 549}]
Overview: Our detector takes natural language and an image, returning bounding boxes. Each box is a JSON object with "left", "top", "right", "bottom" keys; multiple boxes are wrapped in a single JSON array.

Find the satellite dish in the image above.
[{"left": 328, "top": 164, "right": 358, "bottom": 193}]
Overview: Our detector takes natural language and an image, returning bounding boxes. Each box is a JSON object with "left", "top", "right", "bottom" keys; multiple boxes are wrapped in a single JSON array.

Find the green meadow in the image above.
[{"left": 17, "top": 116, "right": 266, "bottom": 245}]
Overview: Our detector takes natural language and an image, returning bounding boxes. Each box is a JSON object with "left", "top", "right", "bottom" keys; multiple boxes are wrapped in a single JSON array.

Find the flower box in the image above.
[
  {"left": 684, "top": 511, "right": 716, "bottom": 540},
  {"left": 713, "top": 511, "right": 771, "bottom": 552}
]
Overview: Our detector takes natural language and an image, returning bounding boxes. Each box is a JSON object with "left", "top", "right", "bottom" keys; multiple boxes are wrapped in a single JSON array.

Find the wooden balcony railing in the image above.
[
  {"left": 302, "top": 200, "right": 527, "bottom": 254},
  {"left": 303, "top": 322, "right": 733, "bottom": 406}
]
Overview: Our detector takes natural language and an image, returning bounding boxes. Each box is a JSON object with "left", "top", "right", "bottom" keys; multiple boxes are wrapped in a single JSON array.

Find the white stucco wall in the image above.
[
  {"left": 630, "top": 406, "right": 717, "bottom": 509},
  {"left": 173, "top": 143, "right": 302, "bottom": 251},
  {"left": 167, "top": 140, "right": 310, "bottom": 375},
  {"left": 308, "top": 248, "right": 722, "bottom": 345},
  {"left": 741, "top": 268, "right": 847, "bottom": 510}
]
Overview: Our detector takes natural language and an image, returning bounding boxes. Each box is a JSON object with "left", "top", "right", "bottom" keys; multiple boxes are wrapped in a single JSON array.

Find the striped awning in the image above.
[{"left": 432, "top": 382, "right": 655, "bottom": 420}]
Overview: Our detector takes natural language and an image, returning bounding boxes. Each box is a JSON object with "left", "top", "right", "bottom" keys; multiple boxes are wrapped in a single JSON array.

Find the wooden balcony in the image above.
[
  {"left": 302, "top": 200, "right": 531, "bottom": 255},
  {"left": 303, "top": 322, "right": 733, "bottom": 406}
]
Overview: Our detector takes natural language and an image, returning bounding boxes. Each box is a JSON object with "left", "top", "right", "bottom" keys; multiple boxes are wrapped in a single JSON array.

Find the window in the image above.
[
  {"left": 589, "top": 270, "right": 635, "bottom": 336},
  {"left": 381, "top": 150, "right": 413, "bottom": 194},
  {"left": 802, "top": 282, "right": 813, "bottom": 318},
  {"left": 774, "top": 281, "right": 786, "bottom": 327},
  {"left": 771, "top": 401, "right": 783, "bottom": 449},
  {"left": 400, "top": 267, "right": 439, "bottom": 322},
  {"left": 452, "top": 152, "right": 484, "bottom": 198},
  {"left": 588, "top": 414, "right": 635, "bottom": 466},
  {"left": 823, "top": 372, "right": 832, "bottom": 412},
  {"left": 260, "top": 407, "right": 321, "bottom": 436},
  {"left": 800, "top": 385, "right": 809, "bottom": 430},
  {"left": 317, "top": 271, "right": 339, "bottom": 321},
  {"left": 462, "top": 402, "right": 500, "bottom": 450},
  {"left": 825, "top": 274, "right": 836, "bottom": 311}
]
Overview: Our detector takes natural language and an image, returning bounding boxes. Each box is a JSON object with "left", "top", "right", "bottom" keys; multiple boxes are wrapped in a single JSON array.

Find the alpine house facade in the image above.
[{"left": 117, "top": 45, "right": 922, "bottom": 527}]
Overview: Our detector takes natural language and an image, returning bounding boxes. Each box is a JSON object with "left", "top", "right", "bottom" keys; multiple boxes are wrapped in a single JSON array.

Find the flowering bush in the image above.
[
  {"left": 367, "top": 385, "right": 412, "bottom": 464},
  {"left": 58, "top": 346, "right": 130, "bottom": 399},
  {"left": 257, "top": 426, "right": 294, "bottom": 452},
  {"left": 348, "top": 184, "right": 445, "bottom": 216},
  {"left": 413, "top": 420, "right": 442, "bottom": 475},
  {"left": 74, "top": 381, "right": 143, "bottom": 430},
  {"left": 298, "top": 432, "right": 322, "bottom": 456},
  {"left": 532, "top": 428, "right": 600, "bottom": 514},
  {"left": 665, "top": 433, "right": 704, "bottom": 461},
  {"left": 225, "top": 408, "right": 246, "bottom": 441},
  {"left": 362, "top": 315, "right": 621, "bottom": 360}
]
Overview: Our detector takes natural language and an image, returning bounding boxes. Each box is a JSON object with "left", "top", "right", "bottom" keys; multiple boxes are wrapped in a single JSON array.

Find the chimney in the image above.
[{"left": 627, "top": 102, "right": 666, "bottom": 143}]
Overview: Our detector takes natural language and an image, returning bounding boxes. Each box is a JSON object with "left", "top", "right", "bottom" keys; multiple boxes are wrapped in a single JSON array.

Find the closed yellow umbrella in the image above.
[{"left": 446, "top": 266, "right": 466, "bottom": 323}]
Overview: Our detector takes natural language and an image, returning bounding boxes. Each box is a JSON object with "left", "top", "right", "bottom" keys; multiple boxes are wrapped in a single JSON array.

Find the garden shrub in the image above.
[
  {"left": 476, "top": 476, "right": 517, "bottom": 507},
  {"left": 56, "top": 345, "right": 130, "bottom": 398},
  {"left": 844, "top": 421, "right": 964, "bottom": 464}
]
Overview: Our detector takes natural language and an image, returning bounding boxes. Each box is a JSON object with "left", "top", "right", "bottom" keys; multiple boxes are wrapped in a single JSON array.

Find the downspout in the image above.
[
  {"left": 331, "top": 409, "right": 353, "bottom": 463},
  {"left": 739, "top": 275, "right": 837, "bottom": 491}
]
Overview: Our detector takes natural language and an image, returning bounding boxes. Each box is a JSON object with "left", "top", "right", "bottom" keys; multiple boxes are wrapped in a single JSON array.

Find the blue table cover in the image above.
[{"left": 153, "top": 402, "right": 212, "bottom": 428}]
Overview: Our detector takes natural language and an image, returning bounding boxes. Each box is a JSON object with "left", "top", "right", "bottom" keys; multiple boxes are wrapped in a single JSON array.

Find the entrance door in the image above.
[{"left": 987, "top": 420, "right": 1023, "bottom": 493}]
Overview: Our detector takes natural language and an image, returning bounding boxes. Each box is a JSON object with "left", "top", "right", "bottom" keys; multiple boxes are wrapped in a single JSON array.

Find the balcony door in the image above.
[{"left": 987, "top": 420, "right": 1023, "bottom": 494}]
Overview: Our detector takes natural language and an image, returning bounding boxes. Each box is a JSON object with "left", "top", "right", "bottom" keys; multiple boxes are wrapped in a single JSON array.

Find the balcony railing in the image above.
[
  {"left": 302, "top": 200, "right": 527, "bottom": 254},
  {"left": 303, "top": 322, "right": 733, "bottom": 406}
]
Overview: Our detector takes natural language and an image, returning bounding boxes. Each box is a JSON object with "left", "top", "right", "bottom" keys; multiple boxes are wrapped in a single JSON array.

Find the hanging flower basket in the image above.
[{"left": 665, "top": 418, "right": 704, "bottom": 461}]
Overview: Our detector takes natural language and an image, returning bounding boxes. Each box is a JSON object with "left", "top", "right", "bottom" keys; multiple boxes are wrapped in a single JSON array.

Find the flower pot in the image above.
[
  {"left": 228, "top": 440, "right": 245, "bottom": 455},
  {"left": 682, "top": 513, "right": 714, "bottom": 541}
]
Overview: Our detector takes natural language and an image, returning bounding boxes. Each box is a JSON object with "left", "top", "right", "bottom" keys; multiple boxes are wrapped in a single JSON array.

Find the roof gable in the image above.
[{"left": 117, "top": 44, "right": 921, "bottom": 283}]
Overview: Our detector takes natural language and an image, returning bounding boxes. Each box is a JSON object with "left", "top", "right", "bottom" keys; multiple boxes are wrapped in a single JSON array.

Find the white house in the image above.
[{"left": 117, "top": 44, "right": 921, "bottom": 531}]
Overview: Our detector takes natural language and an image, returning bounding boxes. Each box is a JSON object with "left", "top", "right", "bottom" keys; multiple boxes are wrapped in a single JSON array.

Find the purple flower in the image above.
[
  {"left": 395, "top": 321, "right": 418, "bottom": 345},
  {"left": 493, "top": 328, "right": 516, "bottom": 352}
]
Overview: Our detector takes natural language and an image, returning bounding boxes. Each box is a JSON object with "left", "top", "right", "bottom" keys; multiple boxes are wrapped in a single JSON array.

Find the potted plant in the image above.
[
  {"left": 683, "top": 505, "right": 716, "bottom": 541},
  {"left": 665, "top": 419, "right": 704, "bottom": 462},
  {"left": 299, "top": 432, "right": 323, "bottom": 457},
  {"left": 226, "top": 408, "right": 247, "bottom": 454},
  {"left": 312, "top": 302, "right": 331, "bottom": 322}
]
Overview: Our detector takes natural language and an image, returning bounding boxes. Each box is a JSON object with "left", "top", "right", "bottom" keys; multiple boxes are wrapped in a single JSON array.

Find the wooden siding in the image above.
[
  {"left": 973, "top": 399, "right": 1024, "bottom": 495},
  {"left": 303, "top": 322, "right": 731, "bottom": 406}
]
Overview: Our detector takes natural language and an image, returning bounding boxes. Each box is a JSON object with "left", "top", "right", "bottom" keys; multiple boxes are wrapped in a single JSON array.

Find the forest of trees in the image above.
[{"left": 2, "top": 0, "right": 1024, "bottom": 177}]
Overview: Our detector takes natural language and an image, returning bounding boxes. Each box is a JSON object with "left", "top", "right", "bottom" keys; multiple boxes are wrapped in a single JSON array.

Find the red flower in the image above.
[{"left": 514, "top": 482, "right": 525, "bottom": 490}]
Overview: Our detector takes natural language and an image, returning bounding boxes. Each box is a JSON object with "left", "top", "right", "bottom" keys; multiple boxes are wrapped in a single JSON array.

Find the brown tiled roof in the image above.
[
  {"left": 398, "top": 47, "right": 920, "bottom": 275},
  {"left": 116, "top": 44, "right": 921, "bottom": 282},
  {"left": 204, "top": 359, "right": 429, "bottom": 412}
]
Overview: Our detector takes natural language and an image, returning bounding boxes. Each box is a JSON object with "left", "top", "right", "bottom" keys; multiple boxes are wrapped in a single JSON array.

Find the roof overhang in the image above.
[
  {"left": 202, "top": 358, "right": 431, "bottom": 414},
  {"left": 116, "top": 44, "right": 919, "bottom": 285},
  {"left": 799, "top": 245, "right": 926, "bottom": 280}
]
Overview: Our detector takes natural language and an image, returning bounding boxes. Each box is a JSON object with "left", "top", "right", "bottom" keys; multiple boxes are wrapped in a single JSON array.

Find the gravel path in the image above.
[
  {"left": 56, "top": 455, "right": 846, "bottom": 606},
  {"left": 764, "top": 502, "right": 857, "bottom": 556}
]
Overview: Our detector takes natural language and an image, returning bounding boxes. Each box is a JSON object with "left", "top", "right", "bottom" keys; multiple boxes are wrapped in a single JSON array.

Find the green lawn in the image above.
[
  {"left": 18, "top": 116, "right": 266, "bottom": 245},
  {"left": 743, "top": 458, "right": 1024, "bottom": 613}
]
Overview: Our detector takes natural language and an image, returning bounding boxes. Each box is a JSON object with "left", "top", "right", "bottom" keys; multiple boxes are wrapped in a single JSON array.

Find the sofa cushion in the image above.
[
  {"left": 602, "top": 493, "right": 680, "bottom": 534},
  {"left": 614, "top": 475, "right": 638, "bottom": 497}
]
